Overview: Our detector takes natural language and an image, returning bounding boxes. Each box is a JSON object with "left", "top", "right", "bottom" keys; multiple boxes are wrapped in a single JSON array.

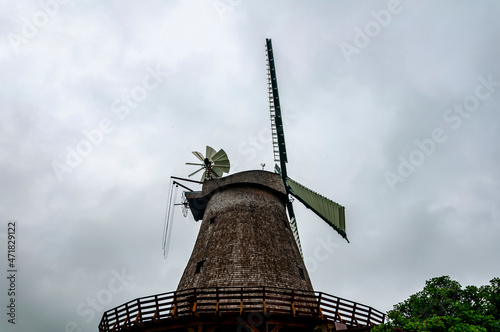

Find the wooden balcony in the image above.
[{"left": 98, "top": 286, "right": 385, "bottom": 331}]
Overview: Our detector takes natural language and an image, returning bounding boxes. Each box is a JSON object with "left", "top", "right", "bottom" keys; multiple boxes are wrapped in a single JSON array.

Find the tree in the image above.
[{"left": 372, "top": 276, "right": 500, "bottom": 332}]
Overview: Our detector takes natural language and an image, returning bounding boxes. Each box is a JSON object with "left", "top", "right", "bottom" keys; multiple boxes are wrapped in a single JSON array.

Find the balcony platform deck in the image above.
[{"left": 98, "top": 286, "right": 385, "bottom": 332}]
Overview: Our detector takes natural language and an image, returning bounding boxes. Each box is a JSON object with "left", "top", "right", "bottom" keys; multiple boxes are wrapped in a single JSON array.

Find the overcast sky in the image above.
[{"left": 1, "top": 1, "right": 500, "bottom": 331}]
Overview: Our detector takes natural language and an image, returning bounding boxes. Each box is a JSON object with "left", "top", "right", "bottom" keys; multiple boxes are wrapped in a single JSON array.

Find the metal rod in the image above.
[{"left": 171, "top": 176, "right": 203, "bottom": 185}]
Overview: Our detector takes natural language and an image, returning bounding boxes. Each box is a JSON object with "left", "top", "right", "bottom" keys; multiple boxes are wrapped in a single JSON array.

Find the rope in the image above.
[{"left": 162, "top": 181, "right": 178, "bottom": 259}]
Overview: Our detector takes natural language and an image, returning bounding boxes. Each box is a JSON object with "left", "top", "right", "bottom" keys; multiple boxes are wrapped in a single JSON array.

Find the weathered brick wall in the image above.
[{"left": 177, "top": 170, "right": 313, "bottom": 291}]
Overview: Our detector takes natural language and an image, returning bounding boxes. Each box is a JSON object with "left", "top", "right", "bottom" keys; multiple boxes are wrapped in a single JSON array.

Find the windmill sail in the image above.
[
  {"left": 266, "top": 39, "right": 287, "bottom": 166},
  {"left": 266, "top": 38, "right": 348, "bottom": 252},
  {"left": 285, "top": 200, "right": 303, "bottom": 256},
  {"left": 211, "top": 148, "right": 230, "bottom": 177},
  {"left": 187, "top": 146, "right": 230, "bottom": 181},
  {"left": 286, "top": 177, "right": 348, "bottom": 242},
  {"left": 266, "top": 39, "right": 304, "bottom": 254}
]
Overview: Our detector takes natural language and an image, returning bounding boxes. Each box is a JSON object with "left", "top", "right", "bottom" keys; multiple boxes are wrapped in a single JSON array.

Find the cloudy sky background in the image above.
[{"left": 1, "top": 1, "right": 500, "bottom": 331}]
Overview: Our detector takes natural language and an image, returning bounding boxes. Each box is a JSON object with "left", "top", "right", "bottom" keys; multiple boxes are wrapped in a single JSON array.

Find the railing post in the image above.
[
  {"left": 172, "top": 291, "right": 178, "bottom": 318},
  {"left": 114, "top": 308, "right": 119, "bottom": 331},
  {"left": 155, "top": 295, "right": 159, "bottom": 320},
  {"left": 215, "top": 287, "right": 220, "bottom": 316},
  {"left": 335, "top": 297, "right": 344, "bottom": 324},
  {"left": 136, "top": 298, "right": 141, "bottom": 324},
  {"left": 125, "top": 302, "right": 130, "bottom": 328},
  {"left": 263, "top": 286, "right": 267, "bottom": 315},
  {"left": 100, "top": 312, "right": 107, "bottom": 332},
  {"left": 239, "top": 287, "right": 243, "bottom": 315},
  {"left": 192, "top": 288, "right": 198, "bottom": 315},
  {"left": 317, "top": 293, "right": 323, "bottom": 320},
  {"left": 104, "top": 312, "right": 109, "bottom": 332},
  {"left": 352, "top": 302, "right": 357, "bottom": 326}
]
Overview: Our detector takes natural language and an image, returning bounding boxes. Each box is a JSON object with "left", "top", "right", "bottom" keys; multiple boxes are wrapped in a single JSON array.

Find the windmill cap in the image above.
[{"left": 185, "top": 170, "right": 287, "bottom": 221}]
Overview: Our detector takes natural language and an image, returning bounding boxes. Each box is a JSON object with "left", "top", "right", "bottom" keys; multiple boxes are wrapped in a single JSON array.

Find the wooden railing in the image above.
[{"left": 98, "top": 286, "right": 385, "bottom": 331}]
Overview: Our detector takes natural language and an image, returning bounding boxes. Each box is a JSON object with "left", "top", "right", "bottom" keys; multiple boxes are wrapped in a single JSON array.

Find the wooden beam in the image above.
[
  {"left": 270, "top": 325, "right": 282, "bottom": 332},
  {"left": 172, "top": 304, "right": 178, "bottom": 318},
  {"left": 192, "top": 301, "right": 200, "bottom": 317},
  {"left": 336, "top": 310, "right": 343, "bottom": 323}
]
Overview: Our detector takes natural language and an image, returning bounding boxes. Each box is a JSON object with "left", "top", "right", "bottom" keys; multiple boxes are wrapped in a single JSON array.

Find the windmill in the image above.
[
  {"left": 98, "top": 39, "right": 386, "bottom": 332},
  {"left": 265, "top": 38, "right": 348, "bottom": 255}
]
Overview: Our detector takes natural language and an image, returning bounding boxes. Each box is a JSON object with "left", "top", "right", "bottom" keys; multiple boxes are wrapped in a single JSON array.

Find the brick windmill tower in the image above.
[{"left": 98, "top": 39, "right": 384, "bottom": 332}]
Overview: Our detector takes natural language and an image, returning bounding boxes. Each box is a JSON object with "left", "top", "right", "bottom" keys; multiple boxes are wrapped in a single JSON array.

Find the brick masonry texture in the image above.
[{"left": 177, "top": 170, "right": 313, "bottom": 291}]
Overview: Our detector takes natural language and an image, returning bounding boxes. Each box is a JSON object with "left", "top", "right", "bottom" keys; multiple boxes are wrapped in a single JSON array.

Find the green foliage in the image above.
[{"left": 372, "top": 276, "right": 500, "bottom": 332}]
